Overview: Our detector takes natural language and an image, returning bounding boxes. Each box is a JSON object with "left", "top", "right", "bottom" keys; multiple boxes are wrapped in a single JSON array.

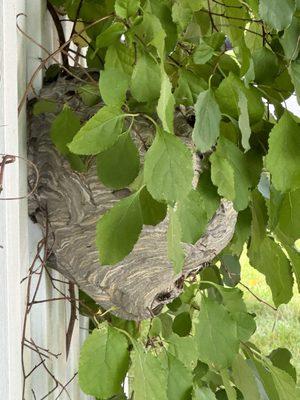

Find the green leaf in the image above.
[
  {"left": 50, "top": 105, "right": 81, "bottom": 155},
  {"left": 77, "top": 84, "right": 101, "bottom": 106},
  {"left": 220, "top": 255, "right": 241, "bottom": 287},
  {"left": 228, "top": 208, "right": 251, "bottom": 256},
  {"left": 193, "top": 41, "right": 215, "bottom": 65},
  {"left": 172, "top": 0, "right": 193, "bottom": 31},
  {"left": 249, "top": 235, "right": 293, "bottom": 307},
  {"left": 96, "top": 191, "right": 143, "bottom": 265},
  {"left": 96, "top": 22, "right": 125, "bottom": 48},
  {"left": 139, "top": 187, "right": 167, "bottom": 226},
  {"left": 147, "top": 0, "right": 177, "bottom": 54},
  {"left": 192, "top": 89, "right": 221, "bottom": 152},
  {"left": 168, "top": 206, "right": 185, "bottom": 273},
  {"left": 268, "top": 348, "right": 297, "bottom": 382},
  {"left": 96, "top": 131, "right": 140, "bottom": 189},
  {"left": 33, "top": 99, "right": 58, "bottom": 115},
  {"left": 268, "top": 362, "right": 299, "bottom": 400},
  {"left": 167, "top": 334, "right": 199, "bottom": 370},
  {"left": 210, "top": 136, "right": 252, "bottom": 211},
  {"left": 289, "top": 59, "right": 300, "bottom": 104},
  {"left": 195, "top": 297, "right": 240, "bottom": 370},
  {"left": 131, "top": 53, "right": 161, "bottom": 102},
  {"left": 266, "top": 111, "right": 300, "bottom": 192},
  {"left": 167, "top": 353, "right": 193, "bottom": 400},
  {"left": 193, "top": 387, "right": 217, "bottom": 400},
  {"left": 99, "top": 68, "right": 129, "bottom": 108},
  {"left": 232, "top": 311, "right": 256, "bottom": 342},
  {"left": 105, "top": 43, "right": 135, "bottom": 77},
  {"left": 131, "top": 342, "right": 168, "bottom": 400},
  {"left": 69, "top": 106, "right": 124, "bottom": 155},
  {"left": 276, "top": 188, "right": 300, "bottom": 244},
  {"left": 144, "top": 129, "right": 194, "bottom": 203},
  {"left": 172, "top": 312, "right": 192, "bottom": 337},
  {"left": 157, "top": 72, "right": 175, "bottom": 133},
  {"left": 210, "top": 155, "right": 235, "bottom": 204},
  {"left": 215, "top": 73, "right": 264, "bottom": 123},
  {"left": 238, "top": 90, "right": 251, "bottom": 152},
  {"left": 79, "top": 326, "right": 129, "bottom": 398},
  {"left": 280, "top": 16, "right": 300, "bottom": 60},
  {"left": 220, "top": 368, "right": 237, "bottom": 400},
  {"left": 115, "top": 0, "right": 140, "bottom": 18},
  {"left": 174, "top": 69, "right": 207, "bottom": 106},
  {"left": 176, "top": 188, "right": 218, "bottom": 244},
  {"left": 252, "top": 47, "right": 279, "bottom": 84},
  {"left": 259, "top": 0, "right": 296, "bottom": 31},
  {"left": 232, "top": 354, "right": 261, "bottom": 400},
  {"left": 142, "top": 12, "right": 166, "bottom": 59}
]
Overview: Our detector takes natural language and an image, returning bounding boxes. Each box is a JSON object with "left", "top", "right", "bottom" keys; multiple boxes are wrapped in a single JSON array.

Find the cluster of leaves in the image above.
[
  {"left": 38, "top": 0, "right": 300, "bottom": 398},
  {"left": 78, "top": 278, "right": 299, "bottom": 399}
]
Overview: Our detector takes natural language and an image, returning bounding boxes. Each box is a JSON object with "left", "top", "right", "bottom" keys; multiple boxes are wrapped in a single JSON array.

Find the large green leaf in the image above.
[
  {"left": 105, "top": 42, "right": 135, "bottom": 77},
  {"left": 144, "top": 129, "right": 194, "bottom": 203},
  {"left": 131, "top": 53, "right": 161, "bottom": 102},
  {"left": 115, "top": 0, "right": 140, "bottom": 18},
  {"left": 139, "top": 187, "right": 167, "bottom": 226},
  {"left": 193, "top": 41, "right": 214, "bottom": 65},
  {"left": 276, "top": 188, "right": 300, "bottom": 244},
  {"left": 167, "top": 334, "right": 199, "bottom": 370},
  {"left": 210, "top": 136, "right": 252, "bottom": 211},
  {"left": 268, "top": 348, "right": 297, "bottom": 382},
  {"left": 192, "top": 89, "right": 221, "bottom": 152},
  {"left": 166, "top": 352, "right": 193, "bottom": 400},
  {"left": 228, "top": 208, "right": 251, "bottom": 256},
  {"left": 174, "top": 69, "right": 206, "bottom": 106},
  {"left": 96, "top": 23, "right": 125, "bottom": 48},
  {"left": 131, "top": 342, "right": 168, "bottom": 400},
  {"left": 79, "top": 326, "right": 129, "bottom": 398},
  {"left": 157, "top": 72, "right": 175, "bottom": 133},
  {"left": 249, "top": 235, "right": 293, "bottom": 307},
  {"left": 96, "top": 191, "right": 143, "bottom": 264},
  {"left": 50, "top": 106, "right": 86, "bottom": 172},
  {"left": 232, "top": 354, "right": 261, "bottom": 400},
  {"left": 252, "top": 47, "right": 279, "bottom": 84},
  {"left": 215, "top": 73, "right": 264, "bottom": 123},
  {"left": 195, "top": 297, "right": 240, "bottom": 370},
  {"left": 176, "top": 188, "right": 218, "bottom": 244},
  {"left": 266, "top": 111, "right": 300, "bottom": 192},
  {"left": 99, "top": 68, "right": 129, "bottom": 108},
  {"left": 289, "top": 59, "right": 300, "bottom": 103},
  {"left": 238, "top": 90, "right": 251, "bottom": 152},
  {"left": 142, "top": 12, "right": 166, "bottom": 59},
  {"left": 268, "top": 362, "right": 299, "bottom": 400},
  {"left": 167, "top": 206, "right": 185, "bottom": 273},
  {"left": 69, "top": 106, "right": 124, "bottom": 155},
  {"left": 147, "top": 0, "right": 177, "bottom": 53},
  {"left": 259, "top": 0, "right": 296, "bottom": 31},
  {"left": 172, "top": 312, "right": 192, "bottom": 337},
  {"left": 51, "top": 105, "right": 81, "bottom": 155},
  {"left": 96, "top": 131, "right": 140, "bottom": 189},
  {"left": 193, "top": 387, "right": 217, "bottom": 400}
]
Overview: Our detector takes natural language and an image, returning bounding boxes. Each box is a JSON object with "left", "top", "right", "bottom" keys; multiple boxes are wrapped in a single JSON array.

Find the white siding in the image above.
[{"left": 1, "top": 1, "right": 91, "bottom": 398}]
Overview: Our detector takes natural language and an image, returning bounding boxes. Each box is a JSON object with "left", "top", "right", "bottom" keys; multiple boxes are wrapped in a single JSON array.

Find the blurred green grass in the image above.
[{"left": 240, "top": 252, "right": 300, "bottom": 381}]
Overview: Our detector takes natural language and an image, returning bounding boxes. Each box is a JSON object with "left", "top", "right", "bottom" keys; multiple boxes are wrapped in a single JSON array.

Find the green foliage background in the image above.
[{"left": 39, "top": 0, "right": 300, "bottom": 398}]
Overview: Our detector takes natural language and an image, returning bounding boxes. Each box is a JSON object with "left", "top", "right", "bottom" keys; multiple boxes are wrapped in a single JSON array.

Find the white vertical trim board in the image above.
[{"left": 0, "top": 0, "right": 24, "bottom": 398}]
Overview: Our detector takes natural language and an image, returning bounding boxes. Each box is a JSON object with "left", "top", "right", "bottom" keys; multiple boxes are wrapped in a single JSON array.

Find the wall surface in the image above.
[{"left": 0, "top": 1, "right": 91, "bottom": 399}]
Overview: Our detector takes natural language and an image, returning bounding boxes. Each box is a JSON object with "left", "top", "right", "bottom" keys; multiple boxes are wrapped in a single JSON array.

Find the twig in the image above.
[
  {"left": 46, "top": 0, "right": 69, "bottom": 68},
  {"left": 239, "top": 282, "right": 278, "bottom": 311}
]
